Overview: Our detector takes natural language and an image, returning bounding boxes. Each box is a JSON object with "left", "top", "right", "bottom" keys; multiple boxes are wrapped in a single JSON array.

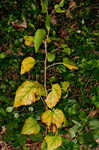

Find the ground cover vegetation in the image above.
[{"left": 0, "top": 0, "right": 99, "bottom": 150}]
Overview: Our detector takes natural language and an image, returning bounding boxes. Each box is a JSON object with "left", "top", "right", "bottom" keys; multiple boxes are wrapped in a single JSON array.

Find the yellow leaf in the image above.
[
  {"left": 41, "top": 110, "right": 52, "bottom": 127},
  {"left": 63, "top": 58, "right": 78, "bottom": 70},
  {"left": 45, "top": 84, "right": 61, "bottom": 108},
  {"left": 24, "top": 36, "right": 34, "bottom": 46},
  {"left": 52, "top": 109, "right": 65, "bottom": 128},
  {"left": 14, "top": 81, "right": 45, "bottom": 108},
  {"left": 21, "top": 117, "right": 40, "bottom": 135},
  {"left": 61, "top": 81, "right": 70, "bottom": 92},
  {"left": 44, "top": 135, "right": 62, "bottom": 150},
  {"left": 52, "top": 84, "right": 61, "bottom": 99},
  {"left": 21, "top": 57, "right": 35, "bottom": 75},
  {"left": 41, "top": 109, "right": 65, "bottom": 132}
]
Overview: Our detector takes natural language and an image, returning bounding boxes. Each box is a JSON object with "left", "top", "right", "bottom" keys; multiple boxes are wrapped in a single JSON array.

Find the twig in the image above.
[
  {"left": 44, "top": 40, "right": 48, "bottom": 96},
  {"left": 47, "top": 62, "right": 63, "bottom": 70},
  {"left": 40, "top": 96, "right": 48, "bottom": 110}
]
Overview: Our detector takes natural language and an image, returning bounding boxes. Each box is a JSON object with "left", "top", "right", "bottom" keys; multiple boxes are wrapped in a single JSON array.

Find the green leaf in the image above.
[
  {"left": 41, "top": 140, "right": 47, "bottom": 150},
  {"left": 21, "top": 117, "right": 40, "bottom": 135},
  {"left": 47, "top": 53, "right": 55, "bottom": 62},
  {"left": 0, "top": 52, "right": 6, "bottom": 59},
  {"left": 45, "top": 15, "right": 50, "bottom": 31},
  {"left": 54, "top": 0, "right": 65, "bottom": 13},
  {"left": 59, "top": 0, "right": 64, "bottom": 7},
  {"left": 34, "top": 29, "right": 46, "bottom": 53},
  {"left": 89, "top": 119, "right": 99, "bottom": 129},
  {"left": 40, "top": 0, "right": 48, "bottom": 13},
  {"left": 55, "top": 5, "right": 65, "bottom": 13}
]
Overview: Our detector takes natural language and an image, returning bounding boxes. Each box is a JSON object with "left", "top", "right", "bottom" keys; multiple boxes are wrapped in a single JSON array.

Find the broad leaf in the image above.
[
  {"left": 41, "top": 109, "right": 66, "bottom": 131},
  {"left": 34, "top": 29, "right": 46, "bottom": 53},
  {"left": 63, "top": 58, "right": 78, "bottom": 70},
  {"left": 24, "top": 36, "right": 34, "bottom": 46},
  {"left": 43, "top": 135, "right": 62, "bottom": 150},
  {"left": 45, "top": 84, "right": 61, "bottom": 108},
  {"left": 21, "top": 117, "right": 40, "bottom": 135},
  {"left": 21, "top": 57, "right": 35, "bottom": 75},
  {"left": 14, "top": 81, "right": 45, "bottom": 108},
  {"left": 42, "top": 110, "right": 52, "bottom": 127},
  {"left": 52, "top": 84, "right": 61, "bottom": 99}
]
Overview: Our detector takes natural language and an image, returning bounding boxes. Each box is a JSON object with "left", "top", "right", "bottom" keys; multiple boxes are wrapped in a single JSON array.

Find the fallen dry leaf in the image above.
[
  {"left": 17, "top": 48, "right": 24, "bottom": 56},
  {"left": 0, "top": 126, "right": 6, "bottom": 135},
  {"left": 89, "top": 109, "right": 99, "bottom": 117},
  {"left": 61, "top": 134, "right": 72, "bottom": 141},
  {"left": 66, "top": 0, "right": 77, "bottom": 19},
  {"left": 69, "top": 0, "right": 77, "bottom": 10},
  {"left": 51, "top": 15, "right": 57, "bottom": 26},
  {"left": 12, "top": 19, "right": 27, "bottom": 28},
  {"left": 96, "top": 138, "right": 99, "bottom": 144}
]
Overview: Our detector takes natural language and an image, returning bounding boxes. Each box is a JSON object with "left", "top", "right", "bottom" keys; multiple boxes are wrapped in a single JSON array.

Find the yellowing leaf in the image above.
[
  {"left": 41, "top": 109, "right": 65, "bottom": 131},
  {"left": 61, "top": 81, "right": 70, "bottom": 92},
  {"left": 45, "top": 84, "right": 61, "bottom": 108},
  {"left": 52, "top": 109, "right": 65, "bottom": 128},
  {"left": 24, "top": 36, "right": 34, "bottom": 46},
  {"left": 44, "top": 135, "right": 62, "bottom": 150},
  {"left": 63, "top": 58, "right": 78, "bottom": 70},
  {"left": 45, "top": 92, "right": 59, "bottom": 109},
  {"left": 21, "top": 117, "right": 40, "bottom": 135},
  {"left": 21, "top": 57, "right": 35, "bottom": 75},
  {"left": 52, "top": 84, "right": 61, "bottom": 99},
  {"left": 14, "top": 81, "right": 45, "bottom": 108},
  {"left": 41, "top": 110, "right": 52, "bottom": 127},
  {"left": 34, "top": 29, "right": 46, "bottom": 53}
]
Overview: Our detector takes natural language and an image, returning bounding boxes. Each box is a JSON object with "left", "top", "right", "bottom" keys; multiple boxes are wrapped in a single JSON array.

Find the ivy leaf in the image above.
[
  {"left": 63, "top": 58, "right": 78, "bottom": 70},
  {"left": 34, "top": 29, "right": 46, "bottom": 53},
  {"left": 24, "top": 36, "right": 34, "bottom": 46},
  {"left": 41, "top": 109, "right": 66, "bottom": 132},
  {"left": 42, "top": 135, "right": 62, "bottom": 150},
  {"left": 21, "top": 117, "right": 40, "bottom": 135},
  {"left": 14, "top": 81, "right": 45, "bottom": 108},
  {"left": 21, "top": 57, "right": 35, "bottom": 75},
  {"left": 45, "top": 84, "right": 61, "bottom": 108}
]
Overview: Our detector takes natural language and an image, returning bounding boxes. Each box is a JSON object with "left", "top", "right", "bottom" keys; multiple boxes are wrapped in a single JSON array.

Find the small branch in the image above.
[
  {"left": 44, "top": 40, "right": 48, "bottom": 96},
  {"left": 47, "top": 62, "right": 63, "bottom": 70},
  {"left": 40, "top": 96, "right": 48, "bottom": 110}
]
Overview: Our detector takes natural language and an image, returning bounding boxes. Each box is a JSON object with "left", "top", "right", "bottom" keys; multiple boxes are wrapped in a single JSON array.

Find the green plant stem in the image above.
[{"left": 47, "top": 62, "right": 63, "bottom": 70}]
